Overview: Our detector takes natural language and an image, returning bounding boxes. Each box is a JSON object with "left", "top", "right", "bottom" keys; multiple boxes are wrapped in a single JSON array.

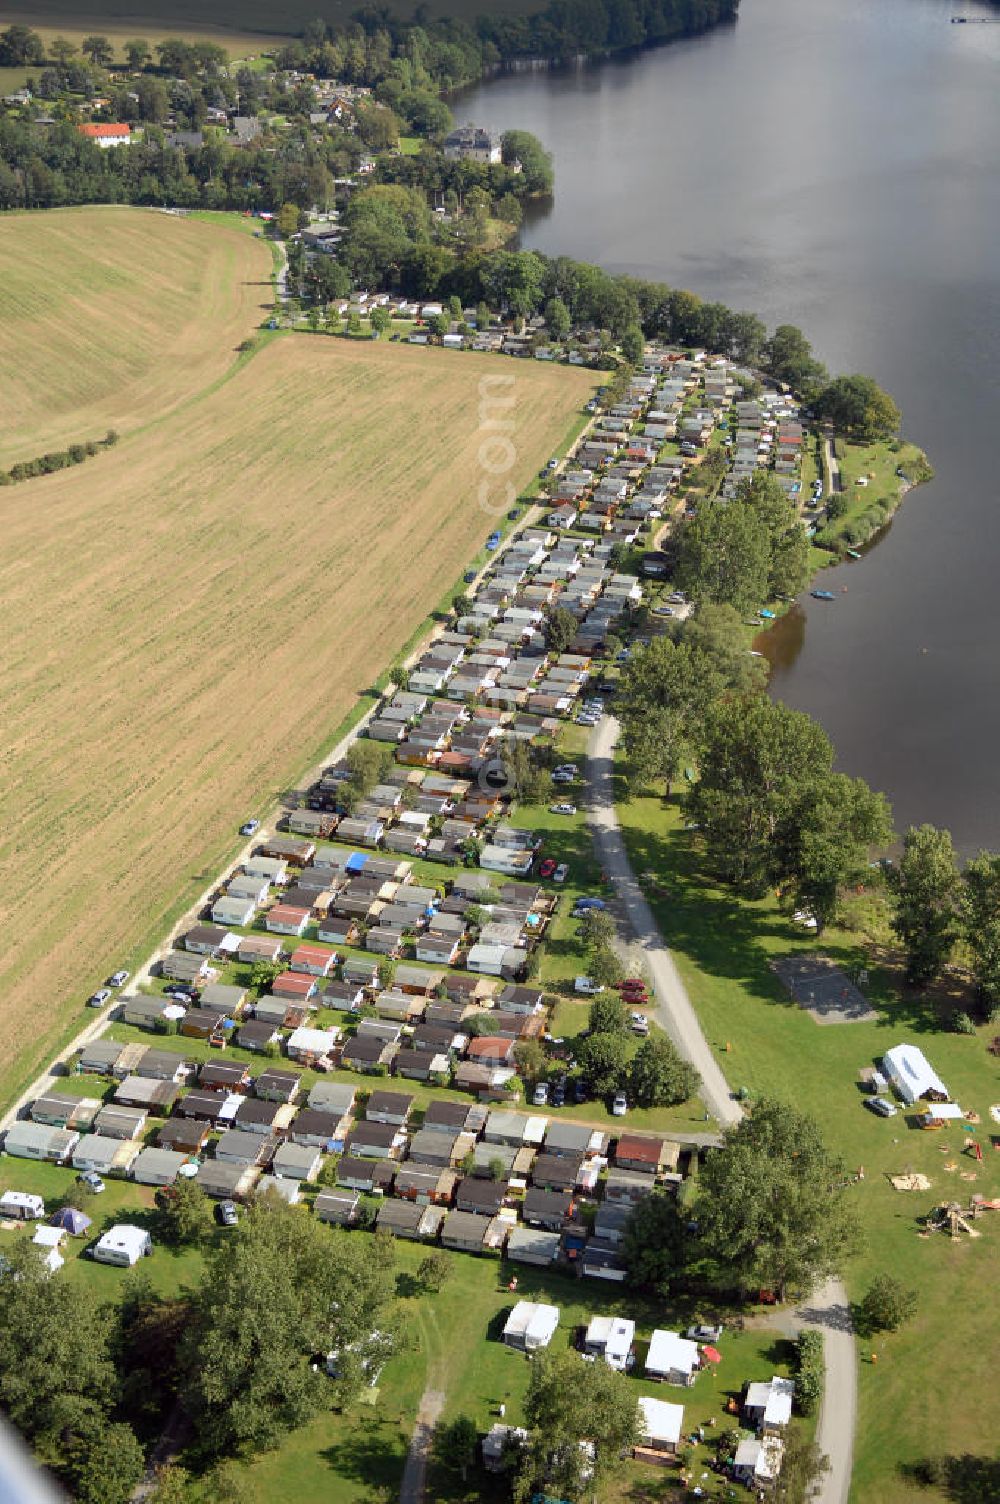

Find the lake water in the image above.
[{"left": 458, "top": 0, "right": 1000, "bottom": 854}]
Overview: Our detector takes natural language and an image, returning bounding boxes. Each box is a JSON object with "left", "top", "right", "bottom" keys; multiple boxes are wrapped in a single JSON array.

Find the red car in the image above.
[
  {"left": 538, "top": 858, "right": 557, "bottom": 879},
  {"left": 618, "top": 978, "right": 647, "bottom": 992}
]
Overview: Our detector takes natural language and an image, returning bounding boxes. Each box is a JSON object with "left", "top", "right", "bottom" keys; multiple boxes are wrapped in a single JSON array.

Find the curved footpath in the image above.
[{"left": 585, "top": 715, "right": 855, "bottom": 1504}]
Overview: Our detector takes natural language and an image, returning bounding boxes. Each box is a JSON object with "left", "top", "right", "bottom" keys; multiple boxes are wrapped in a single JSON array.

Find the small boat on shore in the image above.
[
  {"left": 760, "top": 608, "right": 776, "bottom": 619},
  {"left": 811, "top": 589, "right": 836, "bottom": 601},
  {"left": 847, "top": 549, "right": 862, "bottom": 559}
]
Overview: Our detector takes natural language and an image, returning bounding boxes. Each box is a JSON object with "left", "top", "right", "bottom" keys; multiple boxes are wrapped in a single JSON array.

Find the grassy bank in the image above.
[
  {"left": 615, "top": 786, "right": 1000, "bottom": 1504},
  {"left": 814, "top": 437, "right": 933, "bottom": 555}
]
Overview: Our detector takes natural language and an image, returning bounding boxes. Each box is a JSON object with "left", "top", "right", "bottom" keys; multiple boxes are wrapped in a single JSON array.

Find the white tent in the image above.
[
  {"left": 502, "top": 1301, "right": 560, "bottom": 1352},
  {"left": 882, "top": 1044, "right": 948, "bottom": 1105}
]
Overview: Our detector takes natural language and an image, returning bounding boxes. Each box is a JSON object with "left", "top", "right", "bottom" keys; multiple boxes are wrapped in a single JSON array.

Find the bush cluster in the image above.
[{"left": 0, "top": 429, "right": 118, "bottom": 486}]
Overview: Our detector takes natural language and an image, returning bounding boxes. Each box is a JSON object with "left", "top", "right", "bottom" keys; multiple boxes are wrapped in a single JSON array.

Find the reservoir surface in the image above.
[{"left": 458, "top": 0, "right": 1000, "bottom": 853}]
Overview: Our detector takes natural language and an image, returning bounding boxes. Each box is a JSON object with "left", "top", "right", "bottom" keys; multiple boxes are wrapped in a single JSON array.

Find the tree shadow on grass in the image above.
[
  {"left": 320, "top": 1424, "right": 407, "bottom": 1495},
  {"left": 899, "top": 1455, "right": 1000, "bottom": 1502},
  {"left": 620, "top": 817, "right": 951, "bottom": 1036}
]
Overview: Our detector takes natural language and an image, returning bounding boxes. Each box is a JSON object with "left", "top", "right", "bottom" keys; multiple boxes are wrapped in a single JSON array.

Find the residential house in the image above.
[
  {"left": 531, "top": 1153, "right": 583, "bottom": 1193},
  {"left": 579, "top": 1238, "right": 627, "bottom": 1282},
  {"left": 585, "top": 1316, "right": 635, "bottom": 1371},
  {"left": 744, "top": 1377, "right": 795, "bottom": 1436},
  {"left": 289, "top": 944, "right": 336, "bottom": 978},
  {"left": 502, "top": 1301, "right": 560, "bottom": 1352},
  {"left": 615, "top": 1133, "right": 676, "bottom": 1175},
  {"left": 234, "top": 1097, "right": 292, "bottom": 1136},
  {"left": 71, "top": 1134, "right": 141, "bottom": 1177},
  {"left": 199, "top": 982, "right": 248, "bottom": 1017},
  {"left": 30, "top": 1094, "right": 101, "bottom": 1130},
  {"left": 395, "top": 1165, "right": 457, "bottom": 1205},
  {"left": 77, "top": 122, "right": 131, "bottom": 148},
  {"left": 235, "top": 1020, "right": 281, "bottom": 1053},
  {"left": 78, "top": 1040, "right": 126, "bottom": 1076},
  {"left": 199, "top": 1061, "right": 251, "bottom": 1093},
  {"left": 254, "top": 1067, "right": 303, "bottom": 1103},
  {"left": 113, "top": 1076, "right": 179, "bottom": 1114},
  {"left": 271, "top": 1141, "right": 323, "bottom": 1181},
  {"left": 732, "top": 1437, "right": 784, "bottom": 1490},
  {"left": 155, "top": 1119, "right": 210, "bottom": 1154},
  {"left": 211, "top": 896, "right": 256, "bottom": 928},
  {"left": 93, "top": 1105, "right": 147, "bottom": 1140},
  {"left": 455, "top": 1176, "right": 507, "bottom": 1217},
  {"left": 161, "top": 951, "right": 212, "bottom": 983},
  {"left": 336, "top": 1154, "right": 396, "bottom": 1195},
  {"left": 196, "top": 1161, "right": 262, "bottom": 1200},
  {"left": 122, "top": 995, "right": 175, "bottom": 1031},
  {"left": 604, "top": 1168, "right": 657, "bottom": 1205},
  {"left": 366, "top": 1090, "right": 414, "bottom": 1126},
  {"left": 523, "top": 1187, "right": 573, "bottom": 1232},
  {"left": 343, "top": 1121, "right": 407, "bottom": 1160},
  {"left": 314, "top": 1190, "right": 361, "bottom": 1226},
  {"left": 130, "top": 1147, "right": 188, "bottom": 1187},
  {"left": 645, "top": 1330, "right": 700, "bottom": 1386},
  {"left": 4, "top": 1123, "right": 79, "bottom": 1162},
  {"left": 376, "top": 1200, "right": 445, "bottom": 1241},
  {"left": 215, "top": 1129, "right": 276, "bottom": 1168},
  {"left": 636, "top": 1397, "right": 684, "bottom": 1456},
  {"left": 265, "top": 904, "right": 311, "bottom": 937},
  {"left": 237, "top": 935, "right": 283, "bottom": 965},
  {"left": 179, "top": 1010, "right": 226, "bottom": 1046},
  {"left": 286, "top": 1026, "right": 340, "bottom": 1068}
]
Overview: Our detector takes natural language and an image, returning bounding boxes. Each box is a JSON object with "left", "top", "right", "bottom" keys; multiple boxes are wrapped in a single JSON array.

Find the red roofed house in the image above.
[
  {"left": 466, "top": 1036, "right": 516, "bottom": 1067},
  {"left": 289, "top": 944, "right": 337, "bottom": 978},
  {"left": 271, "top": 971, "right": 317, "bottom": 1001},
  {"left": 265, "top": 904, "right": 310, "bottom": 937},
  {"left": 78, "top": 123, "right": 131, "bottom": 149},
  {"left": 614, "top": 1133, "right": 668, "bottom": 1173}
]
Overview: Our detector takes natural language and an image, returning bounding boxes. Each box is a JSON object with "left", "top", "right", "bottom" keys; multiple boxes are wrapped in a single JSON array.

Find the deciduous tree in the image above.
[
  {"left": 577, "top": 1028, "right": 630, "bottom": 1097},
  {"left": 515, "top": 1350, "right": 638, "bottom": 1503},
  {"left": 960, "top": 850, "right": 1000, "bottom": 1006},
  {"left": 696, "top": 1099, "right": 861, "bottom": 1300},
  {"left": 629, "top": 1034, "right": 699, "bottom": 1107},
  {"left": 889, "top": 824, "right": 960, "bottom": 984}
]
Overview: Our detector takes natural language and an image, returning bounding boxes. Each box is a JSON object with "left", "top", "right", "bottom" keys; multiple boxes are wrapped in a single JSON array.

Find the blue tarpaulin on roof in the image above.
[{"left": 345, "top": 853, "right": 368, "bottom": 873}]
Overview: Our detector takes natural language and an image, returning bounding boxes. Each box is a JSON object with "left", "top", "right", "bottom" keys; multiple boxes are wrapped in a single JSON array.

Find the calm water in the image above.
[{"left": 458, "top": 0, "right": 1000, "bottom": 853}]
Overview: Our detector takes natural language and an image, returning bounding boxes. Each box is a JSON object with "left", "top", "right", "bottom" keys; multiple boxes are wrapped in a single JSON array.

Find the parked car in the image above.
[
  {"left": 106, "top": 970, "right": 130, "bottom": 988},
  {"left": 87, "top": 989, "right": 112, "bottom": 1009},
  {"left": 547, "top": 457, "right": 560, "bottom": 470},
  {"left": 463, "top": 570, "right": 477, "bottom": 584},
  {"left": 532, "top": 1082, "right": 549, "bottom": 1106},
  {"left": 652, "top": 605, "right": 675, "bottom": 617},
  {"left": 77, "top": 1171, "right": 105, "bottom": 1194},
  {"left": 164, "top": 988, "right": 195, "bottom": 1003},
  {"left": 553, "top": 864, "right": 569, "bottom": 885},
  {"left": 538, "top": 858, "right": 557, "bottom": 879},
  {"left": 166, "top": 982, "right": 199, "bottom": 1000},
  {"left": 617, "top": 978, "right": 646, "bottom": 992},
  {"left": 552, "top": 771, "right": 574, "bottom": 785},
  {"left": 217, "top": 1200, "right": 239, "bottom": 1227},
  {"left": 611, "top": 1092, "right": 628, "bottom": 1117},
  {"left": 576, "top": 713, "right": 600, "bottom": 726},
  {"left": 572, "top": 1078, "right": 588, "bottom": 1105},
  {"left": 667, "top": 592, "right": 686, "bottom": 604},
  {"left": 553, "top": 764, "right": 579, "bottom": 777},
  {"left": 686, "top": 1323, "right": 723, "bottom": 1342},
  {"left": 507, "top": 508, "right": 520, "bottom": 520},
  {"left": 574, "top": 898, "right": 606, "bottom": 914},
  {"left": 866, "top": 1097, "right": 898, "bottom": 1118},
  {"left": 574, "top": 976, "right": 603, "bottom": 995},
  {"left": 630, "top": 1012, "right": 650, "bottom": 1036},
  {"left": 486, "top": 531, "right": 502, "bottom": 549},
  {"left": 550, "top": 804, "right": 577, "bottom": 816},
  {"left": 551, "top": 1075, "right": 566, "bottom": 1107},
  {"left": 240, "top": 819, "right": 260, "bottom": 837}
]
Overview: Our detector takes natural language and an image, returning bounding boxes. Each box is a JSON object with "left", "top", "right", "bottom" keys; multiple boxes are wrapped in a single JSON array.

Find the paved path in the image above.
[
  {"left": 824, "top": 433, "right": 842, "bottom": 497},
  {"left": 399, "top": 1387, "right": 445, "bottom": 1504},
  {"left": 585, "top": 716, "right": 740, "bottom": 1128},
  {"left": 584, "top": 715, "right": 854, "bottom": 1504}
]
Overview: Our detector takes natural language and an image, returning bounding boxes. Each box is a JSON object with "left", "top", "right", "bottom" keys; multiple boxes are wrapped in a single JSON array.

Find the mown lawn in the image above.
[
  {"left": 219, "top": 1238, "right": 797, "bottom": 1504},
  {"left": 615, "top": 789, "right": 1000, "bottom": 1503}
]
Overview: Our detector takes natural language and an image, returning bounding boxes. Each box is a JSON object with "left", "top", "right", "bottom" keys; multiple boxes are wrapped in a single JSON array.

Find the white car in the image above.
[
  {"left": 612, "top": 1092, "right": 628, "bottom": 1117},
  {"left": 576, "top": 713, "right": 599, "bottom": 726},
  {"left": 552, "top": 771, "right": 576, "bottom": 785},
  {"left": 550, "top": 804, "right": 577, "bottom": 816},
  {"left": 553, "top": 864, "right": 569, "bottom": 884},
  {"left": 106, "top": 969, "right": 130, "bottom": 988},
  {"left": 630, "top": 1012, "right": 649, "bottom": 1036},
  {"left": 574, "top": 976, "right": 603, "bottom": 995}
]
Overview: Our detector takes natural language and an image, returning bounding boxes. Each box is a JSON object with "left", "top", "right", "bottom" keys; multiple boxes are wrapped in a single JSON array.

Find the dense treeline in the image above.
[{"left": 277, "top": 0, "right": 740, "bottom": 90}]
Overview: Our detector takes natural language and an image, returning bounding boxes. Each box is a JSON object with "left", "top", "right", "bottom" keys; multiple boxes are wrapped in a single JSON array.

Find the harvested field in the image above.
[
  {"left": 0, "top": 207, "right": 271, "bottom": 467},
  {"left": 0, "top": 331, "right": 595, "bottom": 1109}
]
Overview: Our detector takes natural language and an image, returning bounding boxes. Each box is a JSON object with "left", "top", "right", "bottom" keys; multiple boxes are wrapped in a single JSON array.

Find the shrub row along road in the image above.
[{"left": 584, "top": 714, "right": 855, "bottom": 1504}]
